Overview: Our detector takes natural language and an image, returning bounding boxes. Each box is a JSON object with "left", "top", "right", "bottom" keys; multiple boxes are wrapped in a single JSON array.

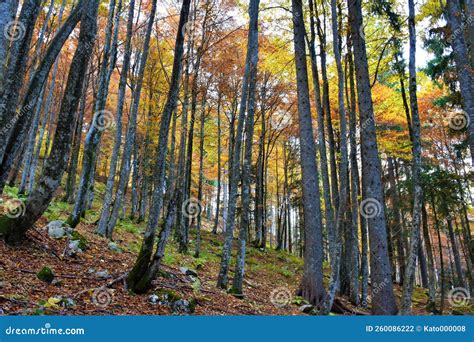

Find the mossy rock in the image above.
[
  {"left": 70, "top": 231, "right": 89, "bottom": 250},
  {"left": 157, "top": 270, "right": 176, "bottom": 279},
  {"left": 188, "top": 298, "right": 197, "bottom": 313},
  {"left": 154, "top": 288, "right": 181, "bottom": 303},
  {"left": 37, "top": 267, "right": 54, "bottom": 283}
]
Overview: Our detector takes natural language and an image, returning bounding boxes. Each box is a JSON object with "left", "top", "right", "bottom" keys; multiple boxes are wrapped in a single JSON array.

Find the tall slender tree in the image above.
[
  {"left": 347, "top": 0, "right": 398, "bottom": 315},
  {"left": 401, "top": 0, "right": 424, "bottom": 314},
  {"left": 292, "top": 0, "right": 326, "bottom": 308},
  {"left": 127, "top": 0, "right": 192, "bottom": 292},
  {"left": 231, "top": 0, "right": 260, "bottom": 295},
  {"left": 216, "top": 0, "right": 260, "bottom": 289},
  {"left": 0, "top": 0, "right": 100, "bottom": 244}
]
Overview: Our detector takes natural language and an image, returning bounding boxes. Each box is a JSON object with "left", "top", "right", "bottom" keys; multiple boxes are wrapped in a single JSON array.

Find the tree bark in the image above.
[
  {"left": 126, "top": 0, "right": 191, "bottom": 292},
  {"left": 67, "top": 0, "right": 118, "bottom": 228},
  {"left": 0, "top": 0, "right": 42, "bottom": 165},
  {"left": 323, "top": 0, "right": 349, "bottom": 314},
  {"left": 308, "top": 0, "right": 335, "bottom": 261},
  {"left": 401, "top": 0, "right": 424, "bottom": 314},
  {"left": 0, "top": 0, "right": 83, "bottom": 192},
  {"left": 212, "top": 92, "right": 223, "bottom": 234},
  {"left": 0, "top": 0, "right": 19, "bottom": 94},
  {"left": 0, "top": 0, "right": 100, "bottom": 244},
  {"left": 292, "top": 0, "right": 326, "bottom": 308},
  {"left": 347, "top": 0, "right": 398, "bottom": 315},
  {"left": 446, "top": 0, "right": 474, "bottom": 165},
  {"left": 96, "top": 0, "right": 133, "bottom": 236},
  {"left": 231, "top": 0, "right": 259, "bottom": 294},
  {"left": 216, "top": 0, "right": 260, "bottom": 289}
]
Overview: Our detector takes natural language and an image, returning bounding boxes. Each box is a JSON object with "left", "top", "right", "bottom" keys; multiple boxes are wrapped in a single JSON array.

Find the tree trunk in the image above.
[
  {"left": 231, "top": 0, "right": 259, "bottom": 294},
  {"left": 194, "top": 91, "right": 208, "bottom": 258},
  {"left": 216, "top": 0, "right": 259, "bottom": 289},
  {"left": 348, "top": 0, "right": 398, "bottom": 315},
  {"left": 0, "top": 0, "right": 42, "bottom": 164},
  {"left": 212, "top": 93, "right": 222, "bottom": 234},
  {"left": 401, "top": 0, "right": 424, "bottom": 314},
  {"left": 323, "top": 0, "right": 349, "bottom": 314},
  {"left": 422, "top": 204, "right": 437, "bottom": 311},
  {"left": 104, "top": 0, "right": 157, "bottom": 239},
  {"left": 96, "top": 0, "right": 133, "bottom": 236},
  {"left": 447, "top": 218, "right": 466, "bottom": 288},
  {"left": 315, "top": 0, "right": 339, "bottom": 219},
  {"left": 308, "top": 0, "right": 335, "bottom": 261},
  {"left": 347, "top": 37, "right": 359, "bottom": 306},
  {"left": 126, "top": 0, "right": 191, "bottom": 292},
  {"left": 446, "top": 0, "right": 474, "bottom": 165},
  {"left": 0, "top": 0, "right": 100, "bottom": 244},
  {"left": 387, "top": 157, "right": 406, "bottom": 284},
  {"left": 67, "top": 0, "right": 118, "bottom": 228},
  {"left": 292, "top": 0, "right": 326, "bottom": 308},
  {"left": 0, "top": 0, "right": 83, "bottom": 192},
  {"left": 0, "top": 0, "right": 19, "bottom": 94}
]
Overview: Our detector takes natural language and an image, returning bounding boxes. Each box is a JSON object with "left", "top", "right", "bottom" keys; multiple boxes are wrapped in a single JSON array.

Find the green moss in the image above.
[
  {"left": 412, "top": 287, "right": 429, "bottom": 304},
  {"left": 37, "top": 267, "right": 54, "bottom": 283},
  {"left": 291, "top": 296, "right": 309, "bottom": 305},
  {"left": 155, "top": 288, "right": 181, "bottom": 303},
  {"left": 117, "top": 218, "right": 143, "bottom": 235},
  {"left": 70, "top": 231, "right": 89, "bottom": 250},
  {"left": 188, "top": 298, "right": 197, "bottom": 313},
  {"left": 127, "top": 241, "right": 141, "bottom": 254},
  {"left": 0, "top": 215, "right": 14, "bottom": 236},
  {"left": 3, "top": 185, "right": 20, "bottom": 198},
  {"left": 44, "top": 201, "right": 71, "bottom": 221},
  {"left": 163, "top": 253, "right": 178, "bottom": 265}
]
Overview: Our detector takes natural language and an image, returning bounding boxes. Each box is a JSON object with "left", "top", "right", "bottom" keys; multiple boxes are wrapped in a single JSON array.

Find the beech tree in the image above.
[
  {"left": 126, "top": 0, "right": 192, "bottom": 293},
  {"left": 347, "top": 0, "right": 398, "bottom": 315},
  {"left": 291, "top": 0, "right": 326, "bottom": 307},
  {"left": 0, "top": 0, "right": 101, "bottom": 244}
]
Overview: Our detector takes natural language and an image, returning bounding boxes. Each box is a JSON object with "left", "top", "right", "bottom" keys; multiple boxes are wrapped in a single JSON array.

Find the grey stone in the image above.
[
  {"left": 67, "top": 240, "right": 82, "bottom": 257},
  {"left": 172, "top": 299, "right": 191, "bottom": 313},
  {"left": 179, "top": 266, "right": 198, "bottom": 277},
  {"left": 108, "top": 242, "right": 121, "bottom": 253},
  {"left": 47, "top": 220, "right": 67, "bottom": 239},
  {"left": 62, "top": 298, "right": 76, "bottom": 308},
  {"left": 299, "top": 304, "right": 314, "bottom": 313},
  {"left": 149, "top": 294, "right": 160, "bottom": 304},
  {"left": 95, "top": 270, "right": 110, "bottom": 279}
]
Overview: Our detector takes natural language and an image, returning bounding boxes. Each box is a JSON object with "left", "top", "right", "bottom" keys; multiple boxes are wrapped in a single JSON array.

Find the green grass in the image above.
[{"left": 44, "top": 201, "right": 71, "bottom": 221}]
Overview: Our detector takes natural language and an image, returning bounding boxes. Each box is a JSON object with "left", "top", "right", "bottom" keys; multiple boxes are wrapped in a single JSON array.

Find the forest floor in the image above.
[{"left": 0, "top": 185, "right": 472, "bottom": 316}]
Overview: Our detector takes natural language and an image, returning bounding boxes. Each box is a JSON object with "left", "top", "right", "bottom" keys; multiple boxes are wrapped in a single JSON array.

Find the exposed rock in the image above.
[
  {"left": 47, "top": 221, "right": 67, "bottom": 239},
  {"left": 299, "top": 304, "right": 314, "bottom": 314},
  {"left": 108, "top": 242, "right": 122, "bottom": 253},
  {"left": 51, "top": 279, "right": 63, "bottom": 286},
  {"left": 179, "top": 266, "right": 198, "bottom": 277},
  {"left": 69, "top": 231, "right": 89, "bottom": 250},
  {"left": 95, "top": 270, "right": 110, "bottom": 279},
  {"left": 62, "top": 297, "right": 76, "bottom": 308},
  {"left": 149, "top": 294, "right": 160, "bottom": 304},
  {"left": 67, "top": 240, "right": 82, "bottom": 257},
  {"left": 172, "top": 299, "right": 193, "bottom": 313}
]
